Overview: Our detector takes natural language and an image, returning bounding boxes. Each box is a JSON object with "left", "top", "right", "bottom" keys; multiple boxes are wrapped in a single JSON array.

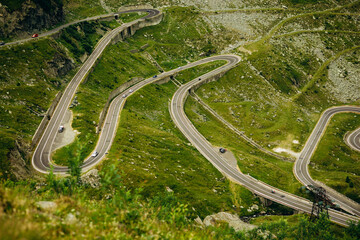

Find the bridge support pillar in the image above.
[{"left": 258, "top": 196, "right": 273, "bottom": 207}]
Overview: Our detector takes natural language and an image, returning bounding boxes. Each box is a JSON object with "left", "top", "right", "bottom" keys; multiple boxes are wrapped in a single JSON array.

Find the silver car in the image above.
[{"left": 58, "top": 125, "right": 64, "bottom": 133}]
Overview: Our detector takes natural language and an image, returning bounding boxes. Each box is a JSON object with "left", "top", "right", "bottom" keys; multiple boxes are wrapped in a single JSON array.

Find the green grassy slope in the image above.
[
  {"left": 187, "top": 1, "right": 360, "bottom": 203},
  {"left": 0, "top": 20, "right": 121, "bottom": 179},
  {"left": 1, "top": 1, "right": 360, "bottom": 238},
  {"left": 50, "top": 7, "right": 260, "bottom": 218},
  {"left": 310, "top": 113, "right": 360, "bottom": 201}
]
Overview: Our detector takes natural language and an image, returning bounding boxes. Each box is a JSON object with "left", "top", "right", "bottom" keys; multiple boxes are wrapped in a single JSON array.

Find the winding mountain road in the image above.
[
  {"left": 294, "top": 106, "right": 360, "bottom": 216},
  {"left": 169, "top": 61, "right": 360, "bottom": 226},
  {"left": 28, "top": 8, "right": 360, "bottom": 226},
  {"left": 32, "top": 9, "right": 161, "bottom": 174},
  {"left": 346, "top": 127, "right": 360, "bottom": 152}
]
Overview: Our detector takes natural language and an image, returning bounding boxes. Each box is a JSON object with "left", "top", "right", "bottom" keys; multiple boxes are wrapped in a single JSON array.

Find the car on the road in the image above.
[
  {"left": 58, "top": 125, "right": 64, "bottom": 133},
  {"left": 271, "top": 190, "right": 275, "bottom": 193},
  {"left": 153, "top": 75, "right": 157, "bottom": 78},
  {"left": 198, "top": 78, "right": 201, "bottom": 81},
  {"left": 129, "top": 89, "right": 133, "bottom": 93},
  {"left": 32, "top": 33, "right": 39, "bottom": 38},
  {"left": 219, "top": 148, "right": 226, "bottom": 153},
  {"left": 122, "top": 94, "right": 127, "bottom": 98},
  {"left": 0, "top": 42, "right": 5, "bottom": 46},
  {"left": 91, "top": 151, "right": 98, "bottom": 157}
]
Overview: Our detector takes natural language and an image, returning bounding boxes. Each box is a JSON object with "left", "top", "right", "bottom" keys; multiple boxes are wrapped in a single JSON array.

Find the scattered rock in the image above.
[
  {"left": 194, "top": 216, "right": 204, "bottom": 227},
  {"left": 203, "top": 212, "right": 257, "bottom": 232},
  {"left": 327, "top": 56, "right": 360, "bottom": 102},
  {"left": 165, "top": 186, "right": 173, "bottom": 192},
  {"left": 141, "top": 43, "right": 149, "bottom": 50},
  {"left": 251, "top": 204, "right": 259, "bottom": 211},
  {"left": 81, "top": 169, "right": 101, "bottom": 188},
  {"left": 64, "top": 213, "right": 77, "bottom": 225},
  {"left": 247, "top": 204, "right": 259, "bottom": 212},
  {"left": 36, "top": 201, "right": 57, "bottom": 211}
]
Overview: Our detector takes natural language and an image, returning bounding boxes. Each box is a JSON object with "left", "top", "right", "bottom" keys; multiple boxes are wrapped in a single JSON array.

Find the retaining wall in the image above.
[
  {"left": 190, "top": 71, "right": 227, "bottom": 92},
  {"left": 97, "top": 77, "right": 143, "bottom": 132},
  {"left": 111, "top": 12, "right": 163, "bottom": 44},
  {"left": 153, "top": 75, "right": 174, "bottom": 85}
]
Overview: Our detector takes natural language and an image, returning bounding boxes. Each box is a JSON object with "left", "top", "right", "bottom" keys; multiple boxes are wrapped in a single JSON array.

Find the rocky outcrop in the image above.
[
  {"left": 46, "top": 51, "right": 75, "bottom": 77},
  {"left": 8, "top": 139, "right": 33, "bottom": 180},
  {"left": 0, "top": 0, "right": 64, "bottom": 39},
  {"left": 81, "top": 169, "right": 101, "bottom": 188},
  {"left": 198, "top": 212, "right": 257, "bottom": 232},
  {"left": 327, "top": 56, "right": 360, "bottom": 103}
]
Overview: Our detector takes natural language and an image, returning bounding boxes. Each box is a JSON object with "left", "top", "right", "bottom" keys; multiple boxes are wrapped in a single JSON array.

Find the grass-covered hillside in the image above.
[
  {"left": 0, "top": 19, "right": 121, "bottom": 180},
  {"left": 1, "top": 0, "right": 360, "bottom": 238},
  {"left": 51, "top": 6, "right": 261, "bottom": 219},
  {"left": 3, "top": 173, "right": 360, "bottom": 239},
  {"left": 187, "top": 0, "right": 360, "bottom": 202}
]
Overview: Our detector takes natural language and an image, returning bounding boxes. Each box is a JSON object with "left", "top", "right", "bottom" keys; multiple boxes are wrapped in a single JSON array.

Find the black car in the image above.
[
  {"left": 153, "top": 75, "right": 157, "bottom": 78},
  {"left": 0, "top": 42, "right": 5, "bottom": 46},
  {"left": 219, "top": 148, "right": 226, "bottom": 153}
]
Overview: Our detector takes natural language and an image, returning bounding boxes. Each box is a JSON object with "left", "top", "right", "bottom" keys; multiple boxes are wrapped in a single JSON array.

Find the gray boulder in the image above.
[
  {"left": 81, "top": 169, "right": 101, "bottom": 188},
  {"left": 64, "top": 213, "right": 77, "bottom": 225},
  {"left": 203, "top": 212, "right": 256, "bottom": 232},
  {"left": 36, "top": 201, "right": 57, "bottom": 211}
]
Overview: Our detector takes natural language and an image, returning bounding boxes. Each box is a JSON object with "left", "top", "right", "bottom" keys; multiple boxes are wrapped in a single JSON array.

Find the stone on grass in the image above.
[
  {"left": 64, "top": 213, "right": 77, "bottom": 225},
  {"left": 203, "top": 212, "right": 256, "bottom": 232},
  {"left": 36, "top": 201, "right": 57, "bottom": 211},
  {"left": 81, "top": 169, "right": 101, "bottom": 188},
  {"left": 165, "top": 186, "right": 173, "bottom": 192}
]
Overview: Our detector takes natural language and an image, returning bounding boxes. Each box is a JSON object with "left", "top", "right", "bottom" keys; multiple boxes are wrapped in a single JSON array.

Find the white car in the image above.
[
  {"left": 58, "top": 125, "right": 64, "bottom": 133},
  {"left": 122, "top": 94, "right": 127, "bottom": 98},
  {"left": 129, "top": 89, "right": 133, "bottom": 93},
  {"left": 91, "top": 151, "right": 98, "bottom": 157}
]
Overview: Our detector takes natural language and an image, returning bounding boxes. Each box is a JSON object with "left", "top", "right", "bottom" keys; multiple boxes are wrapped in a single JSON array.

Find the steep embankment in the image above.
[{"left": 0, "top": 0, "right": 64, "bottom": 39}]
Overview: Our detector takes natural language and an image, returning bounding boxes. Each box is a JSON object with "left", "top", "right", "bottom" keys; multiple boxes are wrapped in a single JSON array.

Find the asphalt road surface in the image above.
[
  {"left": 346, "top": 127, "right": 360, "bottom": 152},
  {"left": 32, "top": 9, "right": 161, "bottom": 174},
  {"left": 32, "top": 50, "right": 240, "bottom": 174},
  {"left": 170, "top": 63, "right": 360, "bottom": 226},
  {"left": 29, "top": 8, "right": 360, "bottom": 226},
  {"left": 294, "top": 106, "right": 360, "bottom": 216}
]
